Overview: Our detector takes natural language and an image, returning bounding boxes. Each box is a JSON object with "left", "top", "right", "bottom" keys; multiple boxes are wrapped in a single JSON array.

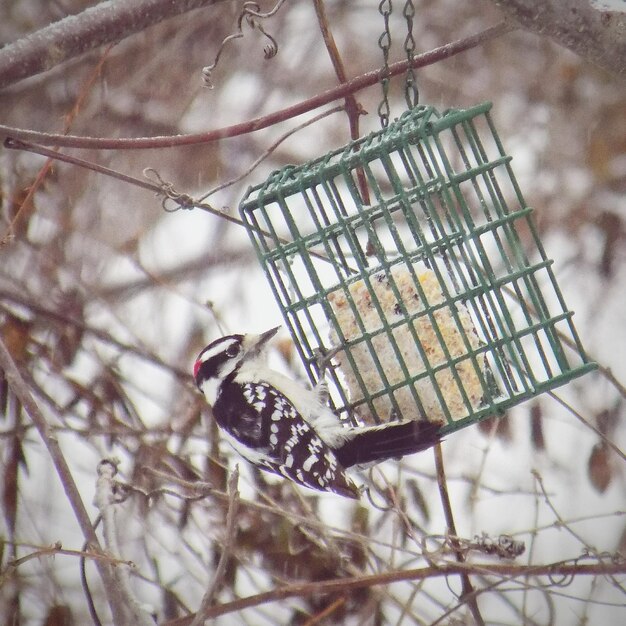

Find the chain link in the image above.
[
  {"left": 378, "top": 0, "right": 419, "bottom": 123},
  {"left": 377, "top": 0, "right": 392, "bottom": 128},
  {"left": 403, "top": 0, "right": 419, "bottom": 108}
]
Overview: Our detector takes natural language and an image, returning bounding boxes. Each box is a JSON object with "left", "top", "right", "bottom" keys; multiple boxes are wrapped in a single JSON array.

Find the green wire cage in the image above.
[{"left": 239, "top": 102, "right": 595, "bottom": 435}]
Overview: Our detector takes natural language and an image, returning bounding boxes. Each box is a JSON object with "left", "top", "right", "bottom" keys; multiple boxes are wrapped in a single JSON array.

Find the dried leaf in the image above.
[
  {"left": 596, "top": 211, "right": 623, "bottom": 278},
  {"left": 530, "top": 402, "right": 545, "bottom": 451},
  {"left": 405, "top": 477, "right": 430, "bottom": 523},
  {"left": 274, "top": 336, "right": 295, "bottom": 365},
  {"left": 596, "top": 402, "right": 621, "bottom": 437},
  {"left": 6, "top": 185, "right": 36, "bottom": 242},
  {"left": 478, "top": 414, "right": 512, "bottom": 442},
  {"left": 0, "top": 315, "right": 33, "bottom": 364},
  {"left": 161, "top": 587, "right": 182, "bottom": 621},
  {"left": 0, "top": 372, "right": 8, "bottom": 417},
  {"left": 4, "top": 591, "right": 19, "bottom": 626},
  {"left": 350, "top": 502, "right": 370, "bottom": 535},
  {"left": 43, "top": 604, "right": 74, "bottom": 626},
  {"left": 588, "top": 441, "right": 613, "bottom": 493},
  {"left": 52, "top": 290, "right": 85, "bottom": 368},
  {"left": 2, "top": 436, "right": 26, "bottom": 536}
]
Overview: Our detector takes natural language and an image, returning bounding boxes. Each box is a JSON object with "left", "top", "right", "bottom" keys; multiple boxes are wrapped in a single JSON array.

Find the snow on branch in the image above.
[
  {"left": 491, "top": 0, "right": 626, "bottom": 77},
  {"left": 0, "top": 0, "right": 224, "bottom": 90}
]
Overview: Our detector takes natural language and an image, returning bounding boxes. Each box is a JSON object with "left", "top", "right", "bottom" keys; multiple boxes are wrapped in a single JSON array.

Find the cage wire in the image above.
[{"left": 239, "top": 102, "right": 595, "bottom": 435}]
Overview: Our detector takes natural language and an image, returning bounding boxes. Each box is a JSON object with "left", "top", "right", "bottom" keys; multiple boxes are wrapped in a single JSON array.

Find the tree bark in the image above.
[
  {"left": 490, "top": 0, "right": 626, "bottom": 78},
  {"left": 1, "top": 0, "right": 624, "bottom": 91},
  {"left": 0, "top": 0, "right": 225, "bottom": 90}
]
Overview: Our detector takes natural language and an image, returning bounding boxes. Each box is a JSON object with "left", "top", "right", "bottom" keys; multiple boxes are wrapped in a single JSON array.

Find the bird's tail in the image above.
[{"left": 334, "top": 420, "right": 442, "bottom": 469}]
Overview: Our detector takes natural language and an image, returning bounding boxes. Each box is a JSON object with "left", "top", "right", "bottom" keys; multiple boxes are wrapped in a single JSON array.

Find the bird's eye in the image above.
[{"left": 225, "top": 344, "right": 240, "bottom": 358}]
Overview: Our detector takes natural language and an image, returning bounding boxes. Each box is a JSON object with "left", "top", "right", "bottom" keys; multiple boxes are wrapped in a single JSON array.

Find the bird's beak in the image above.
[{"left": 245, "top": 326, "right": 280, "bottom": 358}]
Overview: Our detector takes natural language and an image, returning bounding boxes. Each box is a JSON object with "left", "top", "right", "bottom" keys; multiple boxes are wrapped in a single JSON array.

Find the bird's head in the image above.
[{"left": 193, "top": 327, "right": 280, "bottom": 400}]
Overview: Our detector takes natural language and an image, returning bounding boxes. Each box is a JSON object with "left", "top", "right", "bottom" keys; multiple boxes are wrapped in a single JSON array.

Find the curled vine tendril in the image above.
[
  {"left": 143, "top": 168, "right": 195, "bottom": 212},
  {"left": 202, "top": 0, "right": 286, "bottom": 88}
]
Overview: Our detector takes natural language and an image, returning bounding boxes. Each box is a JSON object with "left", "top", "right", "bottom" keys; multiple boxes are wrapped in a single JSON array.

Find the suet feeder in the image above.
[{"left": 239, "top": 103, "right": 595, "bottom": 435}]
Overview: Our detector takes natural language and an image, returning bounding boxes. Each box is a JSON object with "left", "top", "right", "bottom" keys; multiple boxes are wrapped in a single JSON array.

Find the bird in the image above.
[{"left": 193, "top": 327, "right": 442, "bottom": 498}]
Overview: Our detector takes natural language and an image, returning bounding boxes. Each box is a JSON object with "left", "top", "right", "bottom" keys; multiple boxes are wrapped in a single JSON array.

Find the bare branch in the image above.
[
  {"left": 190, "top": 468, "right": 240, "bottom": 625},
  {"left": 94, "top": 459, "right": 155, "bottom": 626},
  {"left": 164, "top": 557, "right": 626, "bottom": 624},
  {"left": 0, "top": 336, "right": 128, "bottom": 624},
  {"left": 0, "top": 0, "right": 225, "bottom": 90},
  {"left": 490, "top": 0, "right": 626, "bottom": 78},
  {"left": 0, "top": 21, "right": 514, "bottom": 149},
  {"left": 434, "top": 443, "right": 485, "bottom": 626}
]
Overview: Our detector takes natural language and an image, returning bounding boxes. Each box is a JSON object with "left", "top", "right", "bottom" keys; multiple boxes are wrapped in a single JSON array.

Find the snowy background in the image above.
[{"left": 0, "top": 1, "right": 624, "bottom": 624}]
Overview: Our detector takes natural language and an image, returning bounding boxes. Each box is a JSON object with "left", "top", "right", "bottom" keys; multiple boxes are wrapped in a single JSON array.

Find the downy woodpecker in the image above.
[{"left": 194, "top": 328, "right": 441, "bottom": 498}]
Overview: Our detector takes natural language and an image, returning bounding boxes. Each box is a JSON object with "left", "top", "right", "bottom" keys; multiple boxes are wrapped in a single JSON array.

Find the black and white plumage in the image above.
[{"left": 193, "top": 328, "right": 442, "bottom": 499}]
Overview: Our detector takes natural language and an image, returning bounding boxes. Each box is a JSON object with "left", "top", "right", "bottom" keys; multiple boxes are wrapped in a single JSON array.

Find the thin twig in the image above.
[
  {"left": 0, "top": 336, "right": 128, "bottom": 624},
  {"left": 433, "top": 442, "right": 485, "bottom": 626},
  {"left": 82, "top": 514, "right": 104, "bottom": 626},
  {"left": 548, "top": 390, "right": 625, "bottom": 462},
  {"left": 301, "top": 596, "right": 346, "bottom": 625},
  {"left": 313, "top": 0, "right": 370, "bottom": 204},
  {"left": 0, "top": 289, "right": 189, "bottom": 379},
  {"left": 531, "top": 470, "right": 594, "bottom": 549},
  {"left": 190, "top": 467, "right": 240, "bottom": 626},
  {"left": 522, "top": 471, "right": 541, "bottom": 621},
  {"left": 3, "top": 137, "right": 356, "bottom": 272},
  {"left": 0, "top": 22, "right": 514, "bottom": 150},
  {"left": 166, "top": 556, "right": 626, "bottom": 625},
  {"left": 198, "top": 104, "right": 345, "bottom": 200},
  {"left": 0, "top": 538, "right": 131, "bottom": 575},
  {"left": 1, "top": 43, "right": 113, "bottom": 244}
]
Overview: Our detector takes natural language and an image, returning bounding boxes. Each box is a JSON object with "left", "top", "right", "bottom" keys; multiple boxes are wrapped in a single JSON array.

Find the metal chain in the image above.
[
  {"left": 403, "top": 0, "right": 419, "bottom": 108},
  {"left": 377, "top": 0, "right": 392, "bottom": 128}
]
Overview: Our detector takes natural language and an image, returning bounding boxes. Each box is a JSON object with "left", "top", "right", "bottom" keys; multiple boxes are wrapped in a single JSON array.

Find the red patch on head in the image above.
[{"left": 193, "top": 359, "right": 201, "bottom": 381}]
